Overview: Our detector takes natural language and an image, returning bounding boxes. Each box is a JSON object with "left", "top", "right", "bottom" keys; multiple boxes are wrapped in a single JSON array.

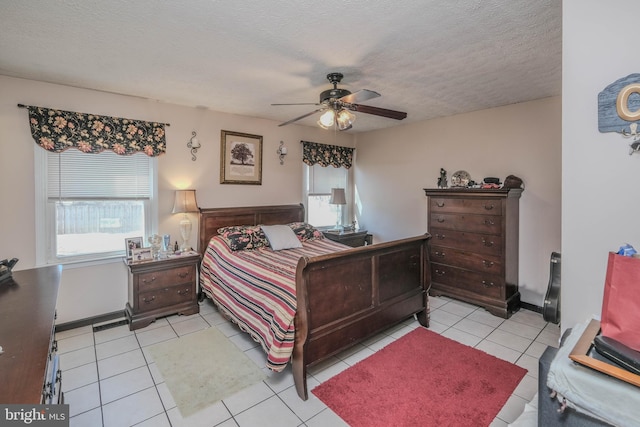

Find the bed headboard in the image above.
[{"left": 198, "top": 203, "right": 305, "bottom": 254}]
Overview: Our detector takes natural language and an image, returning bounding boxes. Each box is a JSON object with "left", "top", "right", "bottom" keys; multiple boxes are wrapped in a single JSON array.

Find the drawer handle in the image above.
[
  {"left": 436, "top": 201, "right": 445, "bottom": 207},
  {"left": 482, "top": 280, "right": 495, "bottom": 287},
  {"left": 434, "top": 251, "right": 445, "bottom": 258},
  {"left": 482, "top": 238, "right": 494, "bottom": 247},
  {"left": 178, "top": 288, "right": 190, "bottom": 296},
  {"left": 484, "top": 204, "right": 495, "bottom": 211},
  {"left": 436, "top": 217, "right": 445, "bottom": 223},
  {"left": 177, "top": 272, "right": 188, "bottom": 279},
  {"left": 434, "top": 269, "right": 445, "bottom": 276},
  {"left": 482, "top": 260, "right": 494, "bottom": 268},
  {"left": 484, "top": 219, "right": 495, "bottom": 225},
  {"left": 435, "top": 233, "right": 446, "bottom": 240},
  {"left": 143, "top": 296, "right": 156, "bottom": 304},
  {"left": 142, "top": 277, "right": 156, "bottom": 283}
]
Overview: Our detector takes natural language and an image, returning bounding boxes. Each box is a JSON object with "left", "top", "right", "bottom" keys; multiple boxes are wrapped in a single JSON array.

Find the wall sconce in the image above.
[
  {"left": 187, "top": 131, "right": 201, "bottom": 161},
  {"left": 277, "top": 140, "right": 288, "bottom": 165}
]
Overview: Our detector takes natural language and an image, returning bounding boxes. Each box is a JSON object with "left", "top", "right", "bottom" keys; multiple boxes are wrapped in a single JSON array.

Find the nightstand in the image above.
[
  {"left": 322, "top": 229, "right": 372, "bottom": 247},
  {"left": 125, "top": 253, "right": 200, "bottom": 330}
]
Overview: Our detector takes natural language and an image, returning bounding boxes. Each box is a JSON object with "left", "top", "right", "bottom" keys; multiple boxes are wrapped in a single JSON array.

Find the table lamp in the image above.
[
  {"left": 172, "top": 189, "right": 198, "bottom": 251},
  {"left": 329, "top": 188, "right": 347, "bottom": 231}
]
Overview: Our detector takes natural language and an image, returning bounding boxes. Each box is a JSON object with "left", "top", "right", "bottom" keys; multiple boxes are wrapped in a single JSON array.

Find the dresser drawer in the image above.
[
  {"left": 430, "top": 197, "right": 502, "bottom": 215},
  {"left": 137, "top": 265, "right": 194, "bottom": 292},
  {"left": 137, "top": 285, "right": 195, "bottom": 311},
  {"left": 430, "top": 245, "right": 502, "bottom": 274},
  {"left": 431, "top": 264, "right": 503, "bottom": 298},
  {"left": 430, "top": 212, "right": 502, "bottom": 234},
  {"left": 430, "top": 228, "right": 503, "bottom": 256}
]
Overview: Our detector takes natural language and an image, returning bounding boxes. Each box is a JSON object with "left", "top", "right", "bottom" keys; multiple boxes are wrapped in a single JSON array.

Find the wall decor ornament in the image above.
[
  {"left": 220, "top": 130, "right": 263, "bottom": 184},
  {"left": 598, "top": 74, "right": 640, "bottom": 154},
  {"left": 187, "top": 131, "right": 201, "bottom": 161}
]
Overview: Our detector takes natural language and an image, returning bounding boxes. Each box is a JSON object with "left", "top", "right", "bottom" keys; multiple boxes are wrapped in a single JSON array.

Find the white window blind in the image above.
[
  {"left": 47, "top": 150, "right": 151, "bottom": 199},
  {"left": 305, "top": 164, "right": 348, "bottom": 227},
  {"left": 308, "top": 164, "right": 347, "bottom": 195}
]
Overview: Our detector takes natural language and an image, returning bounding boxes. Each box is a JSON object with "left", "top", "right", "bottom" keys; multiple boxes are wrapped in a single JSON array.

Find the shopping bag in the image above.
[{"left": 601, "top": 252, "right": 640, "bottom": 352}]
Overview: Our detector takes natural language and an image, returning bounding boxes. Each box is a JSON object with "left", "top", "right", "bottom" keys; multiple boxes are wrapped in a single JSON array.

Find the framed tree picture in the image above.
[{"left": 220, "top": 130, "right": 263, "bottom": 185}]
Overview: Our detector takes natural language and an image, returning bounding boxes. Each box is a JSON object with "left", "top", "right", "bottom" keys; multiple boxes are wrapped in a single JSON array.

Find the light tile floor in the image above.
[{"left": 56, "top": 296, "right": 560, "bottom": 427}]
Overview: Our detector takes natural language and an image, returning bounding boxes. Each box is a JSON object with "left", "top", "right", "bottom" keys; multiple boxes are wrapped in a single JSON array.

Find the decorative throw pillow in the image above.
[
  {"left": 288, "top": 222, "right": 324, "bottom": 241},
  {"left": 261, "top": 225, "right": 303, "bottom": 250},
  {"left": 216, "top": 225, "right": 269, "bottom": 251}
]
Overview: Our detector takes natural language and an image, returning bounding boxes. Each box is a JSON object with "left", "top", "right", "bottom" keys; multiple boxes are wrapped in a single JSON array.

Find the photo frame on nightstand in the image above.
[
  {"left": 130, "top": 247, "right": 152, "bottom": 263},
  {"left": 125, "top": 237, "right": 143, "bottom": 258}
]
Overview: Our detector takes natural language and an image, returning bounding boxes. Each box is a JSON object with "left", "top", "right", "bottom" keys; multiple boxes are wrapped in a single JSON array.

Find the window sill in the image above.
[{"left": 44, "top": 255, "right": 125, "bottom": 270}]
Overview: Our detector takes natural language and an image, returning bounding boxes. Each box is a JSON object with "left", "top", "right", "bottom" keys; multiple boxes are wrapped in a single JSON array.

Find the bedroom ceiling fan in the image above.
[{"left": 272, "top": 73, "right": 407, "bottom": 131}]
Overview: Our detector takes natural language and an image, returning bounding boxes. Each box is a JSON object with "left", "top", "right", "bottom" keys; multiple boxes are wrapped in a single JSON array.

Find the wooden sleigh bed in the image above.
[{"left": 197, "top": 204, "right": 431, "bottom": 400}]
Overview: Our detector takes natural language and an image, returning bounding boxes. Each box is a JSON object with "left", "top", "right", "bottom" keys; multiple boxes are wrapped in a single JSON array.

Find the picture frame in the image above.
[
  {"left": 569, "top": 318, "right": 640, "bottom": 387},
  {"left": 130, "top": 247, "right": 153, "bottom": 263},
  {"left": 220, "top": 130, "right": 263, "bottom": 185},
  {"left": 125, "top": 237, "right": 143, "bottom": 258}
]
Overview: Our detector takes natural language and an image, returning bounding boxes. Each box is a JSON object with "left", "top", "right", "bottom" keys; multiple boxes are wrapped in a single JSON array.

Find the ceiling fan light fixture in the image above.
[
  {"left": 336, "top": 109, "right": 355, "bottom": 131},
  {"left": 318, "top": 110, "right": 335, "bottom": 128}
]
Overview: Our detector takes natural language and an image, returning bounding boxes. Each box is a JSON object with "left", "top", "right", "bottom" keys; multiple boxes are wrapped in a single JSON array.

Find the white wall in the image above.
[
  {"left": 0, "top": 75, "right": 352, "bottom": 324},
  {"left": 562, "top": 0, "right": 640, "bottom": 330},
  {"left": 354, "top": 97, "right": 562, "bottom": 306}
]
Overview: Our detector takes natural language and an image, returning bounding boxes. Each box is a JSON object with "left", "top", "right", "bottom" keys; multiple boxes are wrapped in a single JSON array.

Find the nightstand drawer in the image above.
[
  {"left": 137, "top": 285, "right": 195, "bottom": 311},
  {"left": 138, "top": 265, "right": 194, "bottom": 292}
]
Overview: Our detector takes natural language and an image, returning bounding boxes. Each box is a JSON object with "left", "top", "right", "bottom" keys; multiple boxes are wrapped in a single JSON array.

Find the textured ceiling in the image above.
[{"left": 0, "top": 0, "right": 561, "bottom": 133}]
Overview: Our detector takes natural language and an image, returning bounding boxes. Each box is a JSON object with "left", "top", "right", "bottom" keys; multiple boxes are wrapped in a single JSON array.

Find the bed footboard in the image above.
[{"left": 292, "top": 233, "right": 431, "bottom": 400}]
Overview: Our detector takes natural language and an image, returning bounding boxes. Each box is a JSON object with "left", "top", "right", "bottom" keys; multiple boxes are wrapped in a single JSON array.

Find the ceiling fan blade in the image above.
[
  {"left": 351, "top": 104, "right": 407, "bottom": 120},
  {"left": 339, "top": 89, "right": 380, "bottom": 104},
  {"left": 278, "top": 108, "right": 325, "bottom": 127},
  {"left": 271, "top": 102, "right": 320, "bottom": 106}
]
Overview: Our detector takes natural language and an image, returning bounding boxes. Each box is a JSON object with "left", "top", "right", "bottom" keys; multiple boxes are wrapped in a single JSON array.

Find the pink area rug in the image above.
[{"left": 312, "top": 327, "right": 527, "bottom": 427}]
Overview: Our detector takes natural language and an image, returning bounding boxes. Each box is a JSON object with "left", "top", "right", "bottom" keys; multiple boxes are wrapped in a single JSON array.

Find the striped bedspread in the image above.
[{"left": 200, "top": 236, "right": 349, "bottom": 371}]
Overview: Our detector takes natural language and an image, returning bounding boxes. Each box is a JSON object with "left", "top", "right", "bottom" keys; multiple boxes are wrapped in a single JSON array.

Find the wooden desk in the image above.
[{"left": 0, "top": 265, "right": 62, "bottom": 404}]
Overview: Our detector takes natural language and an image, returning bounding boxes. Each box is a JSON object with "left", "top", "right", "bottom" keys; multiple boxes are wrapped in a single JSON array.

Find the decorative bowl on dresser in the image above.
[
  {"left": 424, "top": 188, "right": 523, "bottom": 318},
  {"left": 125, "top": 253, "right": 200, "bottom": 330}
]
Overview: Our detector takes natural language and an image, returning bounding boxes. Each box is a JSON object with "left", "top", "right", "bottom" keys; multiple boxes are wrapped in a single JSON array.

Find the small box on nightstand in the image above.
[{"left": 322, "top": 229, "right": 372, "bottom": 247}]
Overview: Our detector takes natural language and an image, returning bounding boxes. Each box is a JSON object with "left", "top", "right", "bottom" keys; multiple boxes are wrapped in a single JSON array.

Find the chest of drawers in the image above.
[
  {"left": 125, "top": 253, "right": 200, "bottom": 330},
  {"left": 0, "top": 265, "right": 63, "bottom": 404},
  {"left": 424, "top": 188, "right": 522, "bottom": 318}
]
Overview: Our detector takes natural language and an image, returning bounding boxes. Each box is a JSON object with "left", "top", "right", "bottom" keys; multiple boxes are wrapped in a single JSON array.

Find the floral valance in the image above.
[
  {"left": 23, "top": 105, "right": 167, "bottom": 157},
  {"left": 301, "top": 140, "right": 354, "bottom": 169}
]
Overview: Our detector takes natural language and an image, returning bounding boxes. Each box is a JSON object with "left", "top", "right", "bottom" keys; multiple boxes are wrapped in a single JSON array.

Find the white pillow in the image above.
[{"left": 261, "top": 225, "right": 303, "bottom": 250}]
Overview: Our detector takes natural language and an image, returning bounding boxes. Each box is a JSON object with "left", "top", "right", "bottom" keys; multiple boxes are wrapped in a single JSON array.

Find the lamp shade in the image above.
[
  {"left": 172, "top": 189, "right": 199, "bottom": 213},
  {"left": 330, "top": 188, "right": 346, "bottom": 205}
]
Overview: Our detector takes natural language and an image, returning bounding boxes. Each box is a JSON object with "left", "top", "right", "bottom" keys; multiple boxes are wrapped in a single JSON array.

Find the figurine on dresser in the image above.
[{"left": 437, "top": 168, "right": 448, "bottom": 188}]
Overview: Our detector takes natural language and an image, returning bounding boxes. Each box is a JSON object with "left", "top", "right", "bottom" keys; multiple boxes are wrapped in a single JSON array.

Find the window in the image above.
[
  {"left": 36, "top": 148, "right": 157, "bottom": 264},
  {"left": 304, "top": 163, "right": 348, "bottom": 228}
]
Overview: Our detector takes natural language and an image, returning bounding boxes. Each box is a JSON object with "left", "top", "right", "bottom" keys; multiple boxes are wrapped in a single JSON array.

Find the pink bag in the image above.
[{"left": 600, "top": 252, "right": 640, "bottom": 352}]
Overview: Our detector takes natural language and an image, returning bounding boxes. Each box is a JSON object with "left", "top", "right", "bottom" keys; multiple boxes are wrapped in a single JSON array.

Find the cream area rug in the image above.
[{"left": 148, "top": 327, "right": 267, "bottom": 417}]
